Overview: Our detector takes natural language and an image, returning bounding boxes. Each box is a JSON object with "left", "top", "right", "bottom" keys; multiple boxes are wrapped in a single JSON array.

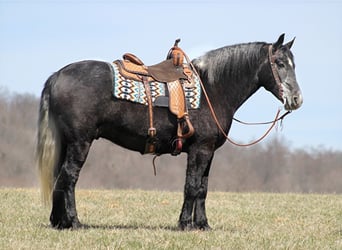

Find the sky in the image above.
[{"left": 1, "top": 0, "right": 341, "bottom": 151}]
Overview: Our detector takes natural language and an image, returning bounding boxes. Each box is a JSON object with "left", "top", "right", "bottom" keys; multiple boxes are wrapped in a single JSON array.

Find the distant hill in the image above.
[{"left": 0, "top": 89, "right": 341, "bottom": 193}]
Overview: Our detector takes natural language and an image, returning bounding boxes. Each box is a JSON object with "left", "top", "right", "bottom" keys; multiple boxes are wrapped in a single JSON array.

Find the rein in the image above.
[
  {"left": 187, "top": 44, "right": 290, "bottom": 147},
  {"left": 153, "top": 43, "right": 289, "bottom": 175},
  {"left": 233, "top": 110, "right": 291, "bottom": 125}
]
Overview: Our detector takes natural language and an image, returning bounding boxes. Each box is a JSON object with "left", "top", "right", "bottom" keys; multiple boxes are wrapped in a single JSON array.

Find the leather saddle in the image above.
[
  {"left": 117, "top": 54, "right": 187, "bottom": 83},
  {"left": 113, "top": 39, "right": 196, "bottom": 155}
]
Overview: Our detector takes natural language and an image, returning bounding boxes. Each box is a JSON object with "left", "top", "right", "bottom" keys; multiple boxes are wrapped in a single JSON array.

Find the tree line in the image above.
[{"left": 0, "top": 89, "right": 341, "bottom": 193}]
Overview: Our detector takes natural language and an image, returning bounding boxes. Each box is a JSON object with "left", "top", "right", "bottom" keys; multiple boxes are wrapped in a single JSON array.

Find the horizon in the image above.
[{"left": 1, "top": 0, "right": 341, "bottom": 151}]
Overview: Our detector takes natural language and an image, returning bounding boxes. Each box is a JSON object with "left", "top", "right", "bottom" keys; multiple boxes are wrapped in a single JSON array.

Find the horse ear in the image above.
[
  {"left": 273, "top": 33, "right": 285, "bottom": 51},
  {"left": 285, "top": 37, "right": 296, "bottom": 49}
]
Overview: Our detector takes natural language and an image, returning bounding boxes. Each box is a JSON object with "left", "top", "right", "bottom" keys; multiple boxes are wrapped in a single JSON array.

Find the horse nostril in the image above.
[
  {"left": 293, "top": 96, "right": 298, "bottom": 105},
  {"left": 292, "top": 93, "right": 303, "bottom": 107}
]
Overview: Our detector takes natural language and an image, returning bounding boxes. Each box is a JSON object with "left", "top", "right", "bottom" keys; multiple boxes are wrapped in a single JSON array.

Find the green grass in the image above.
[{"left": 0, "top": 188, "right": 341, "bottom": 249}]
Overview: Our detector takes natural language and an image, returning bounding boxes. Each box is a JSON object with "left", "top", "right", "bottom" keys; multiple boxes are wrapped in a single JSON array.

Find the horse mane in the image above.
[{"left": 192, "top": 42, "right": 267, "bottom": 85}]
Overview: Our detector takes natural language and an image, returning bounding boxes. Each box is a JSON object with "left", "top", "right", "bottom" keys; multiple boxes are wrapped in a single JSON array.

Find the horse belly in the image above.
[{"left": 98, "top": 104, "right": 177, "bottom": 155}]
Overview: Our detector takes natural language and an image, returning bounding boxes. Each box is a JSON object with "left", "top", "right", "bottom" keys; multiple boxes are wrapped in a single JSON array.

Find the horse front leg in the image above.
[
  {"left": 193, "top": 165, "right": 212, "bottom": 230},
  {"left": 50, "top": 141, "right": 91, "bottom": 229},
  {"left": 178, "top": 148, "right": 214, "bottom": 230}
]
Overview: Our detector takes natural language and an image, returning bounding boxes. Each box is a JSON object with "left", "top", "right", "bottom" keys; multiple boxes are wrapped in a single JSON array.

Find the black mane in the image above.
[{"left": 193, "top": 42, "right": 267, "bottom": 84}]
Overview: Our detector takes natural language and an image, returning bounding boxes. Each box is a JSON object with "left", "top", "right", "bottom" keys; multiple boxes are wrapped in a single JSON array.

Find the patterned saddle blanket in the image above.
[{"left": 111, "top": 62, "right": 201, "bottom": 109}]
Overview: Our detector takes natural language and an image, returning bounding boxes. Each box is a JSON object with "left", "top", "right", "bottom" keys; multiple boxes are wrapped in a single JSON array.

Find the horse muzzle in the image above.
[{"left": 284, "top": 91, "right": 303, "bottom": 110}]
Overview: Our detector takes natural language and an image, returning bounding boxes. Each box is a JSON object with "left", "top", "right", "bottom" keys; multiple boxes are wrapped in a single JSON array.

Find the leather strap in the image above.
[
  {"left": 268, "top": 45, "right": 283, "bottom": 98},
  {"left": 177, "top": 114, "right": 195, "bottom": 139},
  {"left": 142, "top": 76, "right": 156, "bottom": 137}
]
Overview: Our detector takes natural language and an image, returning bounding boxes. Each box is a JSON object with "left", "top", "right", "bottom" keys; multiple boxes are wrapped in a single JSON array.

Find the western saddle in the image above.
[{"left": 113, "top": 39, "right": 196, "bottom": 154}]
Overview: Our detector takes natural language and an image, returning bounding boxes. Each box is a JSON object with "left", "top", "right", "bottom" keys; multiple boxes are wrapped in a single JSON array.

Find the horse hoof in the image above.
[
  {"left": 194, "top": 222, "right": 212, "bottom": 231},
  {"left": 72, "top": 220, "right": 82, "bottom": 229},
  {"left": 51, "top": 218, "right": 82, "bottom": 230},
  {"left": 178, "top": 221, "right": 193, "bottom": 231},
  {"left": 199, "top": 225, "right": 212, "bottom": 231}
]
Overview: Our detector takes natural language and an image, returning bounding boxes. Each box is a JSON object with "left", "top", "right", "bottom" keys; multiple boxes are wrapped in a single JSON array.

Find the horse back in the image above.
[{"left": 48, "top": 60, "right": 179, "bottom": 153}]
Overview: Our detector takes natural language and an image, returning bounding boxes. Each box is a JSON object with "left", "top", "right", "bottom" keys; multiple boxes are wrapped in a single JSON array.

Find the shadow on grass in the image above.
[
  {"left": 41, "top": 223, "right": 180, "bottom": 231},
  {"left": 41, "top": 222, "right": 223, "bottom": 232},
  {"left": 81, "top": 223, "right": 180, "bottom": 231}
]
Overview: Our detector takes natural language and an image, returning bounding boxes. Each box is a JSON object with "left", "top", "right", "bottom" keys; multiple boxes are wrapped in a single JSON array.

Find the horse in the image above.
[{"left": 37, "top": 34, "right": 303, "bottom": 230}]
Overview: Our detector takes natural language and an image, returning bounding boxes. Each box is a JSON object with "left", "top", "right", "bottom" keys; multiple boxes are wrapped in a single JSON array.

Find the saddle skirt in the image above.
[{"left": 111, "top": 62, "right": 201, "bottom": 110}]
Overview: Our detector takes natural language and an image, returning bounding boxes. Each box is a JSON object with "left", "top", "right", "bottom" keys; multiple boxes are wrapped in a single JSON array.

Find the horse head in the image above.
[{"left": 262, "top": 34, "right": 303, "bottom": 111}]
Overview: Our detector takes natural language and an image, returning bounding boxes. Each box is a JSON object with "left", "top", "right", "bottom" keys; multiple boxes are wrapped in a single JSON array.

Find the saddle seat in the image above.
[{"left": 116, "top": 53, "right": 187, "bottom": 83}]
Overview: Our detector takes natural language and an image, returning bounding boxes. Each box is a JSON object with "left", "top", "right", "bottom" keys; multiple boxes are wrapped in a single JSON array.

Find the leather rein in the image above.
[
  {"left": 153, "top": 44, "right": 290, "bottom": 175},
  {"left": 188, "top": 44, "right": 291, "bottom": 147}
]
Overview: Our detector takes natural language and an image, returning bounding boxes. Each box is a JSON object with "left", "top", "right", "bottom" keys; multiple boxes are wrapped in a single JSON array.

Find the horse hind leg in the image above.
[{"left": 50, "top": 140, "right": 91, "bottom": 229}]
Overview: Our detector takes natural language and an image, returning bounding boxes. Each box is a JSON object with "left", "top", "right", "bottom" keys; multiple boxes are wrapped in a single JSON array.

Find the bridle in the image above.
[
  {"left": 232, "top": 45, "right": 291, "bottom": 126},
  {"left": 268, "top": 45, "right": 283, "bottom": 96},
  {"left": 189, "top": 44, "right": 291, "bottom": 147}
]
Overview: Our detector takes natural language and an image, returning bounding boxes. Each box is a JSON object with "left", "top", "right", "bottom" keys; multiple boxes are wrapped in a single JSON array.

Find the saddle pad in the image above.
[{"left": 111, "top": 62, "right": 201, "bottom": 109}]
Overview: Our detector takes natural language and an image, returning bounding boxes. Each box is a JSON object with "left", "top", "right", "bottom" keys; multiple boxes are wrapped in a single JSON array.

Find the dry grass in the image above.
[{"left": 0, "top": 188, "right": 341, "bottom": 249}]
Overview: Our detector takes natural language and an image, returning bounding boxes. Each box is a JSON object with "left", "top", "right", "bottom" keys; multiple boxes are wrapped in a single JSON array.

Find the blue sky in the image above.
[{"left": 1, "top": 0, "right": 341, "bottom": 151}]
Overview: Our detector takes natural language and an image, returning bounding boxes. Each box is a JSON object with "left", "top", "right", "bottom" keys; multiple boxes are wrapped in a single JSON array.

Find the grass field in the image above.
[{"left": 0, "top": 188, "right": 341, "bottom": 249}]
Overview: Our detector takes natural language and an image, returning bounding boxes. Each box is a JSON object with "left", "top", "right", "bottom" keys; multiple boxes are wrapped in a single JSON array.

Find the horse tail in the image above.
[{"left": 36, "top": 73, "right": 60, "bottom": 205}]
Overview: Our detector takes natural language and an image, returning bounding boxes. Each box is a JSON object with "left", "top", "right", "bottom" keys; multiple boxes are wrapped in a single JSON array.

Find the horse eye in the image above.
[{"left": 276, "top": 60, "right": 285, "bottom": 68}]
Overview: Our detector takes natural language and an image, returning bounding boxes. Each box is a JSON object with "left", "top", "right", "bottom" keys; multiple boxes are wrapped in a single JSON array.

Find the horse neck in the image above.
[{"left": 196, "top": 43, "right": 267, "bottom": 113}]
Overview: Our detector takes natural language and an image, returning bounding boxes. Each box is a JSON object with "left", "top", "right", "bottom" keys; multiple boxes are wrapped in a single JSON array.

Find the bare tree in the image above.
[{"left": 0, "top": 90, "right": 341, "bottom": 193}]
